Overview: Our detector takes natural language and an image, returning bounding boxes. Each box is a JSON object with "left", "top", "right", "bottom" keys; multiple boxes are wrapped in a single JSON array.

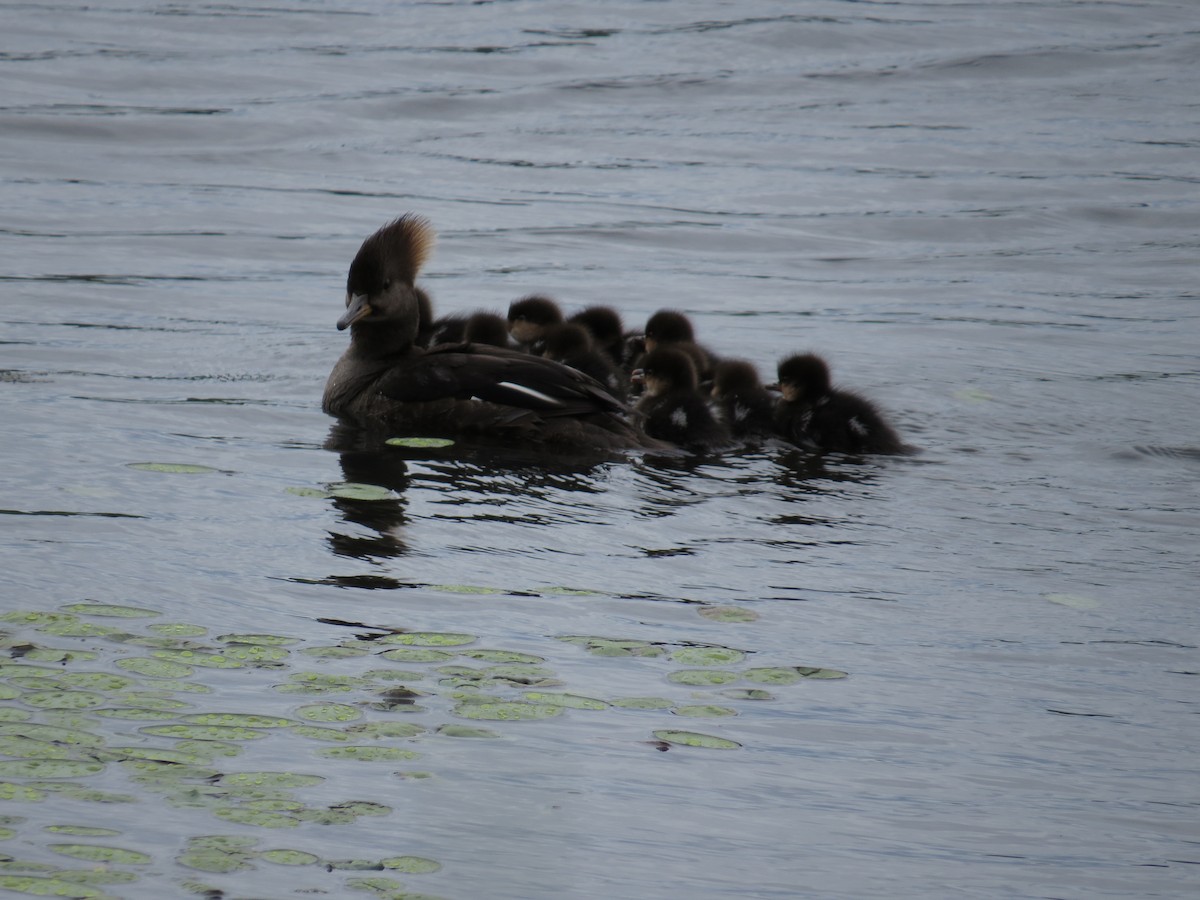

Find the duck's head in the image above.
[
  {"left": 632, "top": 347, "right": 698, "bottom": 398},
  {"left": 507, "top": 295, "right": 564, "bottom": 345},
  {"left": 775, "top": 353, "right": 831, "bottom": 403},
  {"left": 338, "top": 214, "right": 437, "bottom": 341},
  {"left": 711, "top": 359, "right": 763, "bottom": 400},
  {"left": 643, "top": 309, "right": 694, "bottom": 352}
]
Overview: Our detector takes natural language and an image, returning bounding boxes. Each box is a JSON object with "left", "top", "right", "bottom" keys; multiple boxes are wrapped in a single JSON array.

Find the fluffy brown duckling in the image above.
[
  {"left": 772, "top": 353, "right": 906, "bottom": 455},
  {"left": 568, "top": 305, "right": 627, "bottom": 367},
  {"left": 507, "top": 294, "right": 564, "bottom": 353},
  {"left": 541, "top": 323, "right": 628, "bottom": 399},
  {"left": 710, "top": 359, "right": 777, "bottom": 440},
  {"left": 633, "top": 347, "right": 730, "bottom": 452},
  {"left": 322, "top": 215, "right": 663, "bottom": 451},
  {"left": 641, "top": 309, "right": 718, "bottom": 382}
]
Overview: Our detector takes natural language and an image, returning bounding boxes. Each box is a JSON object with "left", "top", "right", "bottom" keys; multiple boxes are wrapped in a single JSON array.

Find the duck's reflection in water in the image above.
[{"left": 324, "top": 423, "right": 412, "bottom": 563}]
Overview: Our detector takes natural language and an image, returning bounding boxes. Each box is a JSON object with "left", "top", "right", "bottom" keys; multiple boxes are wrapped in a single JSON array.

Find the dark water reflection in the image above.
[{"left": 3, "top": 0, "right": 1199, "bottom": 897}]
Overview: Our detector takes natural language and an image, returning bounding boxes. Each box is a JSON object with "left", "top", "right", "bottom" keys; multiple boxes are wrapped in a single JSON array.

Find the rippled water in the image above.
[{"left": 2, "top": 1, "right": 1198, "bottom": 897}]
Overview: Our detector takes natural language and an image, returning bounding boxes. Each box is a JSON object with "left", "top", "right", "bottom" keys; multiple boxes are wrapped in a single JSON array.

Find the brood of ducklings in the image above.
[
  {"left": 633, "top": 347, "right": 730, "bottom": 452},
  {"left": 710, "top": 359, "right": 777, "bottom": 440},
  {"left": 641, "top": 309, "right": 718, "bottom": 381},
  {"left": 773, "top": 353, "right": 906, "bottom": 455},
  {"left": 322, "top": 215, "right": 663, "bottom": 451},
  {"left": 541, "top": 323, "right": 628, "bottom": 399},
  {"left": 568, "top": 305, "right": 627, "bottom": 367},
  {"left": 463, "top": 312, "right": 510, "bottom": 348},
  {"left": 507, "top": 294, "right": 564, "bottom": 352}
]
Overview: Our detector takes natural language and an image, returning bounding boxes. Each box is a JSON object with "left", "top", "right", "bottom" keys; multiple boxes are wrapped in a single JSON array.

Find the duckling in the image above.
[
  {"left": 710, "top": 359, "right": 777, "bottom": 440},
  {"left": 507, "top": 295, "right": 564, "bottom": 353},
  {"left": 773, "top": 353, "right": 905, "bottom": 454},
  {"left": 463, "top": 311, "right": 510, "bottom": 348},
  {"left": 633, "top": 347, "right": 730, "bottom": 452},
  {"left": 541, "top": 323, "right": 628, "bottom": 399},
  {"left": 322, "top": 215, "right": 664, "bottom": 451},
  {"left": 568, "top": 305, "right": 627, "bottom": 367},
  {"left": 641, "top": 309, "right": 718, "bottom": 382}
]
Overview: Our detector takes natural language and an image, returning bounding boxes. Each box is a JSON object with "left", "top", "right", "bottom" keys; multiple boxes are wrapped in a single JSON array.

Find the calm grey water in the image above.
[{"left": 2, "top": 1, "right": 1198, "bottom": 897}]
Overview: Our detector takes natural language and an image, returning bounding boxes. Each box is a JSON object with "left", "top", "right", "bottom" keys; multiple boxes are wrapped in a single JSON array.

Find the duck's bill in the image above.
[{"left": 337, "top": 293, "right": 372, "bottom": 330}]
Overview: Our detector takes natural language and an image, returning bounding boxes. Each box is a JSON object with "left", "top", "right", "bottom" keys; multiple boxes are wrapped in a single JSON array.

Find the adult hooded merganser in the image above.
[
  {"left": 710, "top": 359, "right": 777, "bottom": 440},
  {"left": 641, "top": 309, "right": 718, "bottom": 382},
  {"left": 633, "top": 347, "right": 730, "bottom": 452},
  {"left": 541, "top": 323, "right": 628, "bottom": 399},
  {"left": 322, "top": 216, "right": 663, "bottom": 451},
  {"left": 568, "top": 305, "right": 627, "bottom": 367},
  {"left": 772, "top": 353, "right": 906, "bottom": 454},
  {"left": 507, "top": 295, "right": 564, "bottom": 353}
]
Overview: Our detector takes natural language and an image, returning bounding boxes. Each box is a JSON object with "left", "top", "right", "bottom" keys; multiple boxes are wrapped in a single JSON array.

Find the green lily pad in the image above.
[
  {"left": 0, "top": 724, "right": 103, "bottom": 747},
  {"left": 652, "top": 730, "right": 741, "bottom": 750},
  {"left": 57, "top": 672, "right": 135, "bottom": 692},
  {"left": 522, "top": 692, "right": 608, "bottom": 710},
  {"left": 557, "top": 636, "right": 666, "bottom": 657},
  {"left": 317, "top": 746, "right": 421, "bottom": 762},
  {"left": 61, "top": 603, "right": 160, "bottom": 618},
  {"left": 452, "top": 700, "right": 563, "bottom": 721},
  {"left": 697, "top": 606, "right": 760, "bottom": 623},
  {"left": 720, "top": 688, "right": 774, "bottom": 701},
  {"left": 114, "top": 657, "right": 192, "bottom": 676},
  {"left": 429, "top": 584, "right": 507, "bottom": 594},
  {"left": 742, "top": 666, "right": 848, "bottom": 684},
  {"left": 261, "top": 848, "right": 321, "bottom": 866},
  {"left": 0, "top": 875, "right": 117, "bottom": 897},
  {"left": 326, "top": 482, "right": 395, "bottom": 501},
  {"left": 0, "top": 782, "right": 45, "bottom": 802},
  {"left": 128, "top": 462, "right": 217, "bottom": 475},
  {"left": 150, "top": 649, "right": 242, "bottom": 669},
  {"left": 385, "top": 437, "right": 455, "bottom": 449},
  {"left": 48, "top": 843, "right": 152, "bottom": 865},
  {"left": 458, "top": 649, "right": 545, "bottom": 664},
  {"left": 21, "top": 690, "right": 107, "bottom": 710},
  {"left": 672, "top": 705, "right": 737, "bottom": 717},
  {"left": 380, "top": 632, "right": 475, "bottom": 647},
  {"left": 147, "top": 623, "right": 208, "bottom": 637},
  {"left": 436, "top": 725, "right": 500, "bottom": 739},
  {"left": 289, "top": 725, "right": 353, "bottom": 743},
  {"left": 346, "top": 722, "right": 425, "bottom": 739},
  {"left": 379, "top": 648, "right": 454, "bottom": 663},
  {"left": 1045, "top": 593, "right": 1100, "bottom": 610},
  {"left": 183, "top": 713, "right": 294, "bottom": 728},
  {"left": 140, "top": 724, "right": 269, "bottom": 742},
  {"left": 300, "top": 645, "right": 370, "bottom": 659},
  {"left": 670, "top": 646, "right": 746, "bottom": 666},
  {"left": 381, "top": 856, "right": 442, "bottom": 873},
  {"left": 0, "top": 759, "right": 106, "bottom": 778},
  {"left": 44, "top": 826, "right": 121, "bottom": 836},
  {"left": 296, "top": 703, "right": 362, "bottom": 723},
  {"left": 611, "top": 697, "right": 675, "bottom": 710},
  {"left": 94, "top": 707, "right": 178, "bottom": 721},
  {"left": 0, "top": 736, "right": 74, "bottom": 759},
  {"left": 213, "top": 807, "right": 300, "bottom": 828},
  {"left": 667, "top": 669, "right": 739, "bottom": 686},
  {"left": 220, "top": 772, "right": 325, "bottom": 789}
]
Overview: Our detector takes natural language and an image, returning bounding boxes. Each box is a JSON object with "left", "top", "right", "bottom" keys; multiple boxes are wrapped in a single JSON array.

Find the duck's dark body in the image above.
[{"left": 323, "top": 216, "right": 662, "bottom": 451}]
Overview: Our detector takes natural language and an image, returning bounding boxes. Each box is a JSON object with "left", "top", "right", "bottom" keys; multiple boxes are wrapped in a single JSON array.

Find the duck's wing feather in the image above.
[{"left": 374, "top": 343, "right": 626, "bottom": 418}]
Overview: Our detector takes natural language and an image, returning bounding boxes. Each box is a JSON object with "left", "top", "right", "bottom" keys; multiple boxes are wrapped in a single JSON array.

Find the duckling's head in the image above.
[
  {"left": 634, "top": 347, "right": 698, "bottom": 398},
  {"left": 711, "top": 359, "right": 763, "bottom": 400},
  {"left": 643, "top": 309, "right": 694, "bottom": 352},
  {"left": 568, "top": 305, "right": 624, "bottom": 348},
  {"left": 541, "top": 323, "right": 592, "bottom": 360},
  {"left": 463, "top": 311, "right": 510, "bottom": 348},
  {"left": 776, "top": 353, "right": 831, "bottom": 403},
  {"left": 339, "top": 214, "right": 437, "bottom": 341},
  {"left": 507, "top": 295, "right": 564, "bottom": 345}
]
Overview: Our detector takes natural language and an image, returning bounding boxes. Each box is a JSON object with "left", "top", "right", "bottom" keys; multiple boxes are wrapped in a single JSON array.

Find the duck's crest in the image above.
[{"left": 356, "top": 214, "right": 437, "bottom": 286}]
